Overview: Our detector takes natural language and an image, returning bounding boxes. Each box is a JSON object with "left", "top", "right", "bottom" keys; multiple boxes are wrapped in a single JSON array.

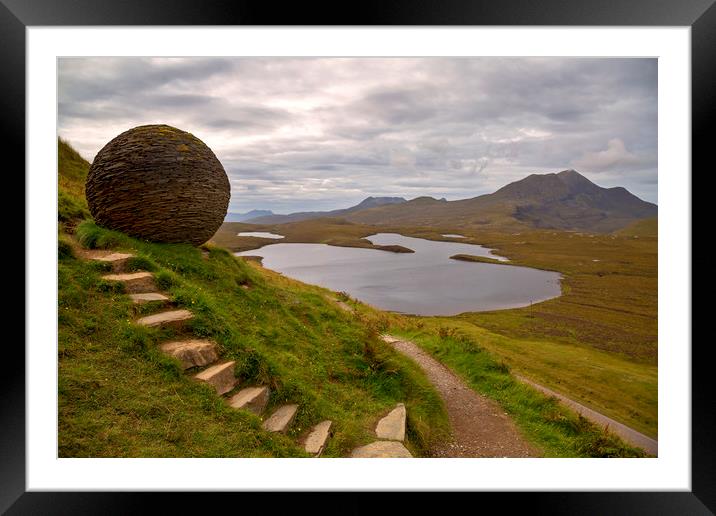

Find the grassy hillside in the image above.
[
  {"left": 60, "top": 224, "right": 449, "bottom": 457},
  {"left": 58, "top": 139, "right": 647, "bottom": 457},
  {"left": 58, "top": 138, "right": 91, "bottom": 225},
  {"left": 57, "top": 140, "right": 449, "bottom": 457},
  {"left": 616, "top": 217, "right": 658, "bottom": 238}
]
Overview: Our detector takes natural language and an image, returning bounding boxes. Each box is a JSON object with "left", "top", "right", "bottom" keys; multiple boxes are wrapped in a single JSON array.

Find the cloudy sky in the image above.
[{"left": 58, "top": 57, "right": 657, "bottom": 213}]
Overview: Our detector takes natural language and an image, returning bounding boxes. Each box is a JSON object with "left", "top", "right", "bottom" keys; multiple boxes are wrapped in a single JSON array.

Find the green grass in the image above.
[
  {"left": 58, "top": 138, "right": 448, "bottom": 457},
  {"left": 616, "top": 217, "right": 658, "bottom": 238},
  {"left": 60, "top": 221, "right": 449, "bottom": 457},
  {"left": 389, "top": 327, "right": 647, "bottom": 457},
  {"left": 58, "top": 138, "right": 90, "bottom": 225}
]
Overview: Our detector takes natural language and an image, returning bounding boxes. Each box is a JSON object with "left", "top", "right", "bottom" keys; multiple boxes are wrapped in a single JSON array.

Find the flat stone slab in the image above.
[
  {"left": 350, "top": 441, "right": 413, "bottom": 458},
  {"left": 137, "top": 309, "right": 193, "bottom": 329},
  {"left": 91, "top": 252, "right": 134, "bottom": 263},
  {"left": 87, "top": 251, "right": 134, "bottom": 271},
  {"left": 103, "top": 271, "right": 152, "bottom": 281},
  {"left": 194, "top": 361, "right": 236, "bottom": 395},
  {"left": 262, "top": 404, "right": 298, "bottom": 433},
  {"left": 159, "top": 339, "right": 218, "bottom": 369},
  {"left": 375, "top": 403, "right": 406, "bottom": 441},
  {"left": 102, "top": 271, "right": 155, "bottom": 293},
  {"left": 129, "top": 292, "right": 170, "bottom": 304},
  {"left": 304, "top": 420, "right": 332, "bottom": 456},
  {"left": 228, "top": 386, "right": 270, "bottom": 414}
]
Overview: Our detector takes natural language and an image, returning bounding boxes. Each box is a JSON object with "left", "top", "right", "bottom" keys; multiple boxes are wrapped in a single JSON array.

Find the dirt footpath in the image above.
[
  {"left": 382, "top": 335, "right": 539, "bottom": 458},
  {"left": 515, "top": 374, "right": 657, "bottom": 456}
]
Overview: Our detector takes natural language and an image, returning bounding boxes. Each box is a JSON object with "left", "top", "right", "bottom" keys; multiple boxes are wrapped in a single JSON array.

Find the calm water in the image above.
[
  {"left": 237, "top": 231, "right": 284, "bottom": 239},
  {"left": 235, "top": 233, "right": 561, "bottom": 316}
]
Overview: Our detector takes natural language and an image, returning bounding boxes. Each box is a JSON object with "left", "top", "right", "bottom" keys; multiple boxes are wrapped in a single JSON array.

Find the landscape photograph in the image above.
[{"left": 57, "top": 56, "right": 657, "bottom": 458}]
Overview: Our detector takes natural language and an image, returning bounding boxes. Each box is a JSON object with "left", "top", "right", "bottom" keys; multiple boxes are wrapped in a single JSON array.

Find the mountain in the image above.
[
  {"left": 246, "top": 196, "right": 407, "bottom": 224},
  {"left": 344, "top": 170, "right": 656, "bottom": 233},
  {"left": 224, "top": 210, "right": 274, "bottom": 222}
]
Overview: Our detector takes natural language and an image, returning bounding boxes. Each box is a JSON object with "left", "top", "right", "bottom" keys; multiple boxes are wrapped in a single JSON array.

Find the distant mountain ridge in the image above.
[
  {"left": 241, "top": 170, "right": 655, "bottom": 233},
  {"left": 246, "top": 196, "right": 407, "bottom": 224},
  {"left": 224, "top": 210, "right": 274, "bottom": 222},
  {"left": 343, "top": 170, "right": 656, "bottom": 232}
]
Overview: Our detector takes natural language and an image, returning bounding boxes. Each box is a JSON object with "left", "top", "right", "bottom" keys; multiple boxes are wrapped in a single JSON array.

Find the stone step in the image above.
[
  {"left": 262, "top": 404, "right": 298, "bottom": 433},
  {"left": 194, "top": 361, "right": 236, "bottom": 395},
  {"left": 102, "top": 271, "right": 155, "bottom": 293},
  {"left": 88, "top": 251, "right": 134, "bottom": 272},
  {"left": 375, "top": 403, "right": 406, "bottom": 441},
  {"left": 350, "top": 441, "right": 413, "bottom": 458},
  {"left": 303, "top": 420, "right": 332, "bottom": 456},
  {"left": 228, "top": 386, "right": 270, "bottom": 414},
  {"left": 129, "top": 292, "right": 170, "bottom": 305},
  {"left": 159, "top": 339, "right": 218, "bottom": 370},
  {"left": 137, "top": 309, "right": 193, "bottom": 329}
]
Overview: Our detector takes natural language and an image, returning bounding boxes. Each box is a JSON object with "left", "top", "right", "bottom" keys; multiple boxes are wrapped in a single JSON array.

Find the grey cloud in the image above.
[{"left": 58, "top": 57, "right": 658, "bottom": 212}]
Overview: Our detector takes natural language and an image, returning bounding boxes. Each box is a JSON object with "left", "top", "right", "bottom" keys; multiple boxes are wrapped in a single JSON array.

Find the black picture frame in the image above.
[{"left": 6, "top": 0, "right": 709, "bottom": 512}]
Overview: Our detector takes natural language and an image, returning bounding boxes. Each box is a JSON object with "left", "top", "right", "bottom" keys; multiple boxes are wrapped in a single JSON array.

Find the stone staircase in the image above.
[
  {"left": 350, "top": 403, "right": 412, "bottom": 458},
  {"left": 137, "top": 309, "right": 194, "bottom": 329},
  {"left": 88, "top": 249, "right": 333, "bottom": 457},
  {"left": 102, "top": 271, "right": 155, "bottom": 293},
  {"left": 228, "top": 386, "right": 270, "bottom": 414},
  {"left": 159, "top": 340, "right": 218, "bottom": 369},
  {"left": 303, "top": 420, "right": 333, "bottom": 456},
  {"left": 130, "top": 292, "right": 170, "bottom": 304},
  {"left": 262, "top": 404, "right": 299, "bottom": 433},
  {"left": 194, "top": 361, "right": 237, "bottom": 395}
]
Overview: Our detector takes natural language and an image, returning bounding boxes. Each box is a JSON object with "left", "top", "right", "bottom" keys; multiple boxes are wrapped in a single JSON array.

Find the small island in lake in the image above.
[
  {"left": 450, "top": 254, "right": 509, "bottom": 265},
  {"left": 374, "top": 244, "right": 414, "bottom": 253}
]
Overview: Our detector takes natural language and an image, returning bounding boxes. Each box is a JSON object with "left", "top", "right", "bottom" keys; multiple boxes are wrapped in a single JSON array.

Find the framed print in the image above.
[{"left": 6, "top": 0, "right": 711, "bottom": 512}]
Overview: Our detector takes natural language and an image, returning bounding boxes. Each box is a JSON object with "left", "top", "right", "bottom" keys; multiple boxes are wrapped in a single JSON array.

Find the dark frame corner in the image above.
[{"left": 6, "top": 0, "right": 711, "bottom": 513}]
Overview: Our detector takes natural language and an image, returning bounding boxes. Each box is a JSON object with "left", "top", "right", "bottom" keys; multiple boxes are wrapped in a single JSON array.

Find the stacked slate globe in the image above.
[{"left": 85, "top": 124, "right": 230, "bottom": 246}]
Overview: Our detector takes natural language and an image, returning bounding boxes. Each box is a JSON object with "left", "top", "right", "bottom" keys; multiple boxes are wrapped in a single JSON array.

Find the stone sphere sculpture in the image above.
[{"left": 86, "top": 124, "right": 230, "bottom": 246}]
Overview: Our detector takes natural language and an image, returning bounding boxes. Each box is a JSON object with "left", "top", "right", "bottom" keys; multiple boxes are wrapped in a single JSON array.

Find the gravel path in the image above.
[{"left": 382, "top": 335, "right": 539, "bottom": 457}]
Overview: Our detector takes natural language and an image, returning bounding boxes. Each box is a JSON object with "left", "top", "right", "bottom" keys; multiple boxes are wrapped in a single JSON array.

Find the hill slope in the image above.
[
  {"left": 58, "top": 139, "right": 91, "bottom": 224},
  {"left": 57, "top": 140, "right": 448, "bottom": 457},
  {"left": 345, "top": 170, "right": 656, "bottom": 233},
  {"left": 247, "top": 196, "right": 407, "bottom": 224}
]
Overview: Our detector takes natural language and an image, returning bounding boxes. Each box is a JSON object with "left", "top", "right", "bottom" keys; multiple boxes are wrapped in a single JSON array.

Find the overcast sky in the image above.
[{"left": 58, "top": 57, "right": 657, "bottom": 213}]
